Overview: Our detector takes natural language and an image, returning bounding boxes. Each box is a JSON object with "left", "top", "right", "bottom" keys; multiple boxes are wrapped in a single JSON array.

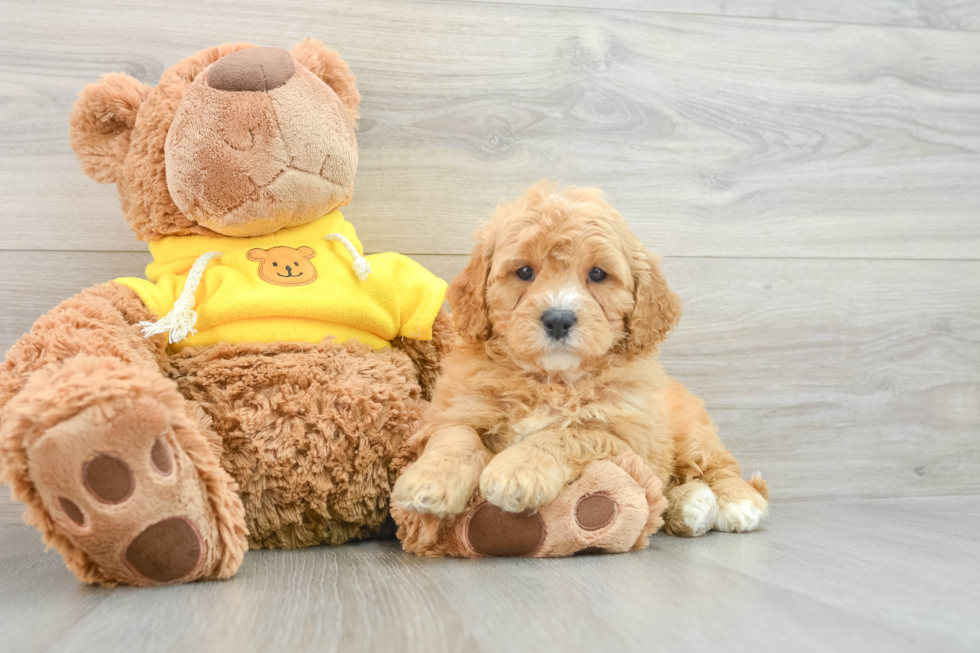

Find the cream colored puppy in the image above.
[{"left": 393, "top": 183, "right": 768, "bottom": 536}]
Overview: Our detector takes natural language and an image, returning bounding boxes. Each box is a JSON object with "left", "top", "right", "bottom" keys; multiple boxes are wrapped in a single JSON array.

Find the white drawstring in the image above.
[
  {"left": 139, "top": 251, "right": 222, "bottom": 344},
  {"left": 324, "top": 233, "right": 371, "bottom": 281}
]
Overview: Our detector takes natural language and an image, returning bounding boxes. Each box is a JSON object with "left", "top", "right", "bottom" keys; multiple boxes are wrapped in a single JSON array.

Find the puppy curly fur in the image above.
[{"left": 393, "top": 182, "right": 768, "bottom": 536}]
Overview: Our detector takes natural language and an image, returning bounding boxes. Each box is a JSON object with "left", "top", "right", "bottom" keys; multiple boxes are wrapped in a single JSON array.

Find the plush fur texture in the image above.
[
  {"left": 170, "top": 338, "right": 425, "bottom": 549},
  {"left": 1, "top": 41, "right": 449, "bottom": 586},
  {"left": 392, "top": 182, "right": 768, "bottom": 539}
]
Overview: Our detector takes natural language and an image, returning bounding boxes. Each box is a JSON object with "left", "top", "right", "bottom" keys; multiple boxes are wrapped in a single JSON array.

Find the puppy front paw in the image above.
[
  {"left": 392, "top": 461, "right": 481, "bottom": 518},
  {"left": 479, "top": 450, "right": 568, "bottom": 513}
]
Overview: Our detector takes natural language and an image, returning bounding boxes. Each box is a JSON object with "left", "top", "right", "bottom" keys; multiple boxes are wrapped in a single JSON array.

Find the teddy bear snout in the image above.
[
  {"left": 207, "top": 47, "right": 296, "bottom": 93},
  {"left": 163, "top": 47, "right": 359, "bottom": 237}
]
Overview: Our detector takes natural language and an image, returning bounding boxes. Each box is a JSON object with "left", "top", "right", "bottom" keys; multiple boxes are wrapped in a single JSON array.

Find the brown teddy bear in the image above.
[
  {"left": 0, "top": 40, "right": 456, "bottom": 586},
  {"left": 0, "top": 40, "right": 667, "bottom": 584}
]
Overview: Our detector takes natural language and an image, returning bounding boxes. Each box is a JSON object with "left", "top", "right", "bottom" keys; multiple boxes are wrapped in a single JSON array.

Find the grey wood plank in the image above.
[
  {"left": 0, "top": 251, "right": 153, "bottom": 351},
  {"left": 442, "top": 0, "right": 980, "bottom": 32},
  {"left": 0, "top": 493, "right": 23, "bottom": 524},
  {"left": 2, "top": 252, "right": 977, "bottom": 508},
  {"left": 2, "top": 0, "right": 979, "bottom": 258},
  {"left": 1, "top": 496, "right": 977, "bottom": 652}
]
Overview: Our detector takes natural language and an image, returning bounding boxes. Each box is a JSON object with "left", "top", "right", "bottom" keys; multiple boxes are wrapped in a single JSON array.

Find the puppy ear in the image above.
[
  {"left": 623, "top": 248, "right": 682, "bottom": 354},
  {"left": 68, "top": 73, "right": 152, "bottom": 184},
  {"left": 246, "top": 248, "right": 267, "bottom": 262},
  {"left": 291, "top": 38, "right": 361, "bottom": 121},
  {"left": 448, "top": 240, "right": 493, "bottom": 344},
  {"left": 298, "top": 246, "right": 316, "bottom": 259}
]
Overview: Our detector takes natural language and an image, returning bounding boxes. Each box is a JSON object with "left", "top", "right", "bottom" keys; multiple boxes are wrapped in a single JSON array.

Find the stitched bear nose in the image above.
[
  {"left": 541, "top": 309, "right": 577, "bottom": 341},
  {"left": 207, "top": 47, "right": 296, "bottom": 92},
  {"left": 285, "top": 265, "right": 292, "bottom": 273}
]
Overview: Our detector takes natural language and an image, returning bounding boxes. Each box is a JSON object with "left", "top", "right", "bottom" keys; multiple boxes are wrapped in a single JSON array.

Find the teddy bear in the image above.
[
  {"left": 0, "top": 40, "right": 668, "bottom": 585},
  {"left": 0, "top": 40, "right": 456, "bottom": 586}
]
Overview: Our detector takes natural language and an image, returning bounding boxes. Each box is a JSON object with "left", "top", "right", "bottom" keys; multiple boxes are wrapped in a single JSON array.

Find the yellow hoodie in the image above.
[{"left": 115, "top": 211, "right": 447, "bottom": 351}]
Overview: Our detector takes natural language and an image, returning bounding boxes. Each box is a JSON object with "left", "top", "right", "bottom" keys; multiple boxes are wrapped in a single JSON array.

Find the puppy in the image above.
[{"left": 393, "top": 182, "right": 768, "bottom": 536}]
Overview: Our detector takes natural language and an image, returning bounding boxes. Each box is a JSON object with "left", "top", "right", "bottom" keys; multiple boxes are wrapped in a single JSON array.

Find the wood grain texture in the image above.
[
  {"left": 1, "top": 496, "right": 978, "bottom": 652},
  {"left": 0, "top": 1, "right": 977, "bottom": 646},
  {"left": 1, "top": 0, "right": 979, "bottom": 257},
  {"left": 2, "top": 252, "right": 977, "bottom": 513},
  {"left": 444, "top": 0, "right": 980, "bottom": 32}
]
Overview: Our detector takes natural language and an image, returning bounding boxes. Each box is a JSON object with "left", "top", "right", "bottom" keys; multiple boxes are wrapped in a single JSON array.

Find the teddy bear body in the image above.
[{"left": 0, "top": 41, "right": 451, "bottom": 585}]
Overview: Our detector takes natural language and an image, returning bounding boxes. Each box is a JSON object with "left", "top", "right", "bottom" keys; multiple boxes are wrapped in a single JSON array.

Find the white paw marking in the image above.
[
  {"left": 715, "top": 500, "right": 767, "bottom": 533},
  {"left": 681, "top": 486, "right": 718, "bottom": 536}
]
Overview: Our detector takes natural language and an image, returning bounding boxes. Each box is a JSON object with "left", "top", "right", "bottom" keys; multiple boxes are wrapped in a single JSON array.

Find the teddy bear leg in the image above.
[
  {"left": 1, "top": 355, "right": 247, "bottom": 586},
  {"left": 392, "top": 453, "right": 667, "bottom": 558}
]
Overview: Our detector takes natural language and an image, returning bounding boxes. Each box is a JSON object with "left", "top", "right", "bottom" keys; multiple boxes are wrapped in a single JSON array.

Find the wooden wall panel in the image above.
[
  {"left": 1, "top": 0, "right": 978, "bottom": 258},
  {"left": 443, "top": 0, "right": 980, "bottom": 32}
]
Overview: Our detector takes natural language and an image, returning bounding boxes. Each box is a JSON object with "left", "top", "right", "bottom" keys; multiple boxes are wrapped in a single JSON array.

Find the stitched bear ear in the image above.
[
  {"left": 68, "top": 72, "right": 152, "bottom": 184},
  {"left": 290, "top": 38, "right": 361, "bottom": 121}
]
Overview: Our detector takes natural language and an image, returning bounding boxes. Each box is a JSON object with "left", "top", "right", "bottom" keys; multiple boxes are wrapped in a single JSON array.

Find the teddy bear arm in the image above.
[{"left": 390, "top": 307, "right": 454, "bottom": 401}]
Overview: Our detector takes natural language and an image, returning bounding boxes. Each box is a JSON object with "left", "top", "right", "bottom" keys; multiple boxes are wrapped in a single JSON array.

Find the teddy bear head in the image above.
[{"left": 69, "top": 40, "right": 360, "bottom": 241}]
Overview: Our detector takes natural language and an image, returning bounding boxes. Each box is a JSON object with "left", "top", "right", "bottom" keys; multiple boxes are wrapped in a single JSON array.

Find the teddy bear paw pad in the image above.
[
  {"left": 465, "top": 502, "right": 545, "bottom": 556},
  {"left": 574, "top": 493, "right": 617, "bottom": 531},
  {"left": 124, "top": 517, "right": 204, "bottom": 583},
  {"left": 26, "top": 400, "right": 219, "bottom": 585}
]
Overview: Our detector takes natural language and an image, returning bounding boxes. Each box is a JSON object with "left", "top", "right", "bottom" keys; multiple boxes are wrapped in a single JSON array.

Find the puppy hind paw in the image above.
[
  {"left": 680, "top": 485, "right": 719, "bottom": 537},
  {"left": 714, "top": 499, "right": 767, "bottom": 533}
]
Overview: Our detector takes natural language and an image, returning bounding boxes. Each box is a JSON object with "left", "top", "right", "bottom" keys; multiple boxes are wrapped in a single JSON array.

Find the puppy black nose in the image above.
[{"left": 541, "top": 309, "right": 577, "bottom": 341}]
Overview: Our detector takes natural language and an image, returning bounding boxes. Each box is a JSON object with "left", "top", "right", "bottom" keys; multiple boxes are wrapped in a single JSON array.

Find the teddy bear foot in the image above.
[
  {"left": 393, "top": 452, "right": 668, "bottom": 558},
  {"left": 22, "top": 396, "right": 242, "bottom": 586}
]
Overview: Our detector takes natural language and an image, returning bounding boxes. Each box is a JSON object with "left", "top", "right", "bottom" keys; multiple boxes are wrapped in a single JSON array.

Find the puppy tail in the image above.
[{"left": 748, "top": 472, "right": 769, "bottom": 501}]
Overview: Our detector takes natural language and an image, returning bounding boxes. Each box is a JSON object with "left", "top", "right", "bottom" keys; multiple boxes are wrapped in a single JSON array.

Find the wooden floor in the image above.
[
  {"left": 1, "top": 0, "right": 978, "bottom": 650},
  {"left": 2, "top": 496, "right": 978, "bottom": 652}
]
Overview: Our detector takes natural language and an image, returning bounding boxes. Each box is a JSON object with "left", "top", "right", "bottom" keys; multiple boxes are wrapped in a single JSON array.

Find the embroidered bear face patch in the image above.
[{"left": 246, "top": 246, "right": 317, "bottom": 286}]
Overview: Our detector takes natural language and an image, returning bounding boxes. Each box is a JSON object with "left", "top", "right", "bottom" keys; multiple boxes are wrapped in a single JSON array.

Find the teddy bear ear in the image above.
[
  {"left": 68, "top": 72, "right": 152, "bottom": 184},
  {"left": 246, "top": 248, "right": 268, "bottom": 262},
  {"left": 291, "top": 38, "right": 361, "bottom": 121}
]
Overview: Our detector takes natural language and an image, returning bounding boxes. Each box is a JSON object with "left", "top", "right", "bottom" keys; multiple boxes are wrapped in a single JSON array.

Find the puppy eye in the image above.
[
  {"left": 516, "top": 266, "right": 534, "bottom": 281},
  {"left": 273, "top": 262, "right": 278, "bottom": 267},
  {"left": 588, "top": 267, "right": 607, "bottom": 282},
  {"left": 294, "top": 262, "right": 299, "bottom": 266}
]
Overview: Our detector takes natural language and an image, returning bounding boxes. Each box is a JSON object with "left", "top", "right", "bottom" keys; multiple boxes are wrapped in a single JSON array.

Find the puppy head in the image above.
[{"left": 448, "top": 182, "right": 681, "bottom": 372}]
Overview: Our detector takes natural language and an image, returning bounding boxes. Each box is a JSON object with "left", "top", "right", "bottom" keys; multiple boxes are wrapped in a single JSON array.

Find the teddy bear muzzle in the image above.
[
  {"left": 163, "top": 46, "right": 358, "bottom": 238},
  {"left": 207, "top": 47, "right": 296, "bottom": 92}
]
